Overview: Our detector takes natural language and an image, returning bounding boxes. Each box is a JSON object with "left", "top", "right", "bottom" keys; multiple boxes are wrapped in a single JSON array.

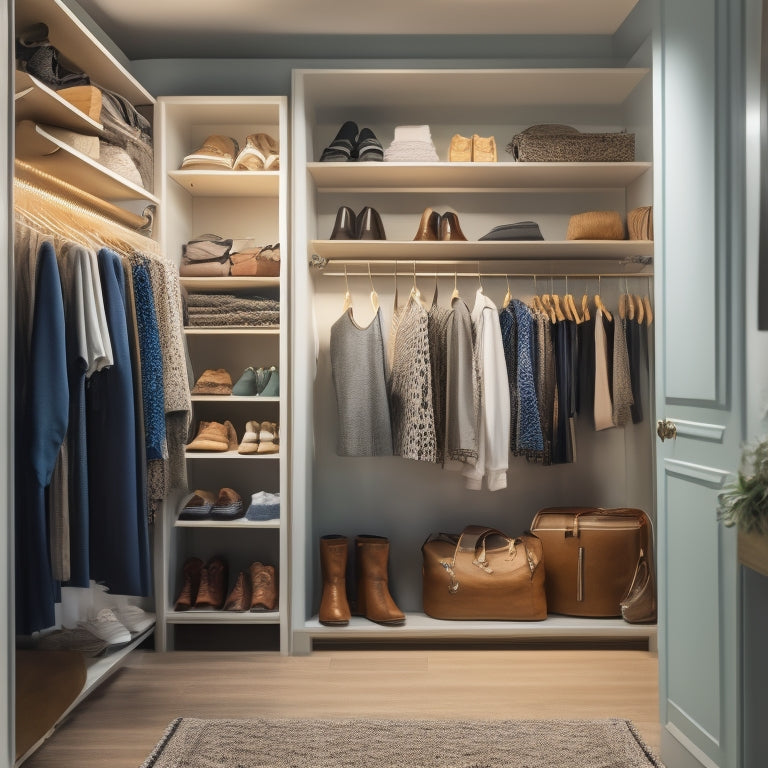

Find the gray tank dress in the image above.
[{"left": 330, "top": 307, "right": 393, "bottom": 456}]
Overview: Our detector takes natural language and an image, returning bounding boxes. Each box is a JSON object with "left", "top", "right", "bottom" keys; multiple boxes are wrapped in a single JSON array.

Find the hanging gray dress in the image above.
[{"left": 330, "top": 307, "right": 393, "bottom": 456}]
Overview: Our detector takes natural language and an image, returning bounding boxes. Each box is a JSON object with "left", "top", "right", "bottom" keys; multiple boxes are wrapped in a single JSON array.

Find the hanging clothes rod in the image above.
[
  {"left": 14, "top": 159, "right": 155, "bottom": 234},
  {"left": 321, "top": 270, "right": 653, "bottom": 279}
]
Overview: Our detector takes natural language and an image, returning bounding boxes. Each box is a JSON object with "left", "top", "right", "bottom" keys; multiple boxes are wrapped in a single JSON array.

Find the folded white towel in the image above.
[
  {"left": 392, "top": 125, "right": 434, "bottom": 143},
  {"left": 384, "top": 140, "right": 440, "bottom": 163}
]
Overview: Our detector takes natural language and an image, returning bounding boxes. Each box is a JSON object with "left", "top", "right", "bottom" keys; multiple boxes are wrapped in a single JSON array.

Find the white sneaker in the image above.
[
  {"left": 78, "top": 608, "right": 131, "bottom": 646},
  {"left": 114, "top": 605, "right": 155, "bottom": 635}
]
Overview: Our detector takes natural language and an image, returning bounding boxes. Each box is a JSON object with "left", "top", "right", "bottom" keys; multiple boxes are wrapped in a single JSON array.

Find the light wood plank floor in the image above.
[{"left": 22, "top": 648, "right": 660, "bottom": 767}]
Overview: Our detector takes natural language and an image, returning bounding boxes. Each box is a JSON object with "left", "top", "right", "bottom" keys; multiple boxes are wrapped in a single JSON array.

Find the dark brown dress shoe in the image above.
[
  {"left": 330, "top": 206, "right": 356, "bottom": 239},
  {"left": 440, "top": 211, "right": 467, "bottom": 241},
  {"left": 413, "top": 208, "right": 441, "bottom": 241},
  {"left": 224, "top": 570, "right": 252, "bottom": 611},
  {"left": 356, "top": 206, "right": 386, "bottom": 240},
  {"left": 195, "top": 556, "right": 229, "bottom": 609},
  {"left": 174, "top": 557, "right": 204, "bottom": 611},
  {"left": 249, "top": 562, "right": 277, "bottom": 610}
]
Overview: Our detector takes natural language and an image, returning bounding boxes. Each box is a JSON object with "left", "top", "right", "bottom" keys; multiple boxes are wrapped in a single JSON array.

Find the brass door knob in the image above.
[{"left": 657, "top": 419, "right": 677, "bottom": 442}]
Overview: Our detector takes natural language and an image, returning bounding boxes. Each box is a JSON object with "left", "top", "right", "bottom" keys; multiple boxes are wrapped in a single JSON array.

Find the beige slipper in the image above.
[
  {"left": 181, "top": 135, "right": 238, "bottom": 170},
  {"left": 234, "top": 133, "right": 280, "bottom": 171},
  {"left": 186, "top": 420, "right": 238, "bottom": 452},
  {"left": 237, "top": 420, "right": 261, "bottom": 455}
]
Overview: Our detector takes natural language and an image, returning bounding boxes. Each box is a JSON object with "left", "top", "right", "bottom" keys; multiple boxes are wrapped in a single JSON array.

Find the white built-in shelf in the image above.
[
  {"left": 174, "top": 518, "right": 280, "bottom": 529},
  {"left": 311, "top": 239, "right": 654, "bottom": 272},
  {"left": 185, "top": 451, "right": 280, "bottom": 460},
  {"left": 15, "top": 121, "right": 159, "bottom": 203},
  {"left": 190, "top": 395, "right": 279, "bottom": 403},
  {"left": 308, "top": 161, "right": 652, "bottom": 192},
  {"left": 301, "top": 68, "right": 649, "bottom": 114},
  {"left": 16, "top": 0, "right": 153, "bottom": 105},
  {"left": 184, "top": 327, "right": 280, "bottom": 335},
  {"left": 180, "top": 276, "right": 281, "bottom": 291},
  {"left": 300, "top": 614, "right": 656, "bottom": 644},
  {"left": 14, "top": 71, "right": 102, "bottom": 134},
  {"left": 168, "top": 170, "right": 279, "bottom": 197},
  {"left": 166, "top": 610, "right": 280, "bottom": 625}
]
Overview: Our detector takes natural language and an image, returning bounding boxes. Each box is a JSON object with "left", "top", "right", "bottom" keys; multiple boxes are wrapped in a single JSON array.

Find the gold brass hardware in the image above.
[{"left": 657, "top": 419, "right": 678, "bottom": 442}]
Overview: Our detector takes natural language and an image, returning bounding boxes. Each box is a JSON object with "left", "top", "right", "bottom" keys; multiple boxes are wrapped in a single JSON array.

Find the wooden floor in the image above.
[{"left": 22, "top": 648, "right": 660, "bottom": 767}]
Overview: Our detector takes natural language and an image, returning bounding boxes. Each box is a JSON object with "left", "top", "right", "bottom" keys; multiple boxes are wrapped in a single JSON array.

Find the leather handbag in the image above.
[
  {"left": 478, "top": 221, "right": 544, "bottom": 241},
  {"left": 422, "top": 525, "right": 547, "bottom": 620},
  {"left": 530, "top": 507, "right": 653, "bottom": 618}
]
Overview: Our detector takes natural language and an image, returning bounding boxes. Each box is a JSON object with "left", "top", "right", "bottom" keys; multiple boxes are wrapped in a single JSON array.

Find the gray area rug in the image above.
[{"left": 141, "top": 716, "right": 664, "bottom": 768}]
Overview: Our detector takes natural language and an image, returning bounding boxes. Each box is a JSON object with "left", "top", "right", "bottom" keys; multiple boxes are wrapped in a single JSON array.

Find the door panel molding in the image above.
[
  {"left": 667, "top": 419, "right": 727, "bottom": 442},
  {"left": 668, "top": 702, "right": 721, "bottom": 752},
  {"left": 663, "top": 458, "right": 730, "bottom": 487},
  {"left": 662, "top": 725, "right": 723, "bottom": 768}
]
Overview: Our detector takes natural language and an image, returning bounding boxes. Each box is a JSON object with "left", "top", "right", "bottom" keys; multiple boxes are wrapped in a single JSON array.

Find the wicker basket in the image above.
[
  {"left": 628, "top": 206, "right": 653, "bottom": 240},
  {"left": 566, "top": 211, "right": 625, "bottom": 241},
  {"left": 507, "top": 124, "right": 635, "bottom": 163}
]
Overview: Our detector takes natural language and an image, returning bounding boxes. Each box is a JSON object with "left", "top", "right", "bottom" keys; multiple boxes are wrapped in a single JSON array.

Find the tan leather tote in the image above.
[{"left": 422, "top": 525, "right": 547, "bottom": 620}]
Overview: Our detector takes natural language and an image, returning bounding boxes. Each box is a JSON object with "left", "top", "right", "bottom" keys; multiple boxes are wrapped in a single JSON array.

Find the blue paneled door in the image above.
[{"left": 655, "top": 0, "right": 744, "bottom": 766}]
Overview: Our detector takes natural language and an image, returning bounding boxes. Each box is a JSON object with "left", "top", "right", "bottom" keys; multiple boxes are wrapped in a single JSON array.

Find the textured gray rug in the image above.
[{"left": 141, "top": 716, "right": 664, "bottom": 767}]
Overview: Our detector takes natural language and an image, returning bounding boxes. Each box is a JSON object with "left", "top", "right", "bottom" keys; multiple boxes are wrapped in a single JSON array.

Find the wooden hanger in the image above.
[
  {"left": 643, "top": 279, "right": 654, "bottom": 325},
  {"left": 451, "top": 271, "right": 460, "bottom": 301},
  {"left": 342, "top": 264, "right": 353, "bottom": 312},
  {"left": 594, "top": 276, "right": 612, "bottom": 321},
  {"left": 581, "top": 281, "right": 591, "bottom": 322},
  {"left": 368, "top": 262, "right": 379, "bottom": 312},
  {"left": 633, "top": 294, "right": 645, "bottom": 324},
  {"left": 552, "top": 293, "right": 566, "bottom": 322},
  {"left": 563, "top": 276, "right": 581, "bottom": 324},
  {"left": 531, "top": 275, "right": 544, "bottom": 313},
  {"left": 503, "top": 275, "right": 512, "bottom": 309},
  {"left": 410, "top": 261, "right": 427, "bottom": 309},
  {"left": 618, "top": 293, "right": 627, "bottom": 320}
]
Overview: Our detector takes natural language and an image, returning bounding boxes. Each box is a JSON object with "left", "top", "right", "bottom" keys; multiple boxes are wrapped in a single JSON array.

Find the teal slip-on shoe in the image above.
[
  {"left": 232, "top": 366, "right": 258, "bottom": 396},
  {"left": 259, "top": 367, "right": 279, "bottom": 397}
]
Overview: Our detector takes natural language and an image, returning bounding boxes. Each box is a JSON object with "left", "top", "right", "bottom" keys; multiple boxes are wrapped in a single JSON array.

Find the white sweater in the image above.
[{"left": 463, "top": 289, "right": 510, "bottom": 491}]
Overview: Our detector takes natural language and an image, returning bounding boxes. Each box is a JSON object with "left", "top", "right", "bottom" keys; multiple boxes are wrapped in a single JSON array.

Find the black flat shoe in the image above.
[
  {"left": 356, "top": 207, "right": 386, "bottom": 240},
  {"left": 355, "top": 128, "right": 384, "bottom": 162},
  {"left": 320, "top": 121, "right": 358, "bottom": 162},
  {"left": 330, "top": 206, "right": 357, "bottom": 239}
]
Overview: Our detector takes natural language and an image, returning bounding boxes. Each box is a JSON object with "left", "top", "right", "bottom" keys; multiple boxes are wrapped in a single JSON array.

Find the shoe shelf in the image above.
[
  {"left": 16, "top": 0, "right": 153, "bottom": 106},
  {"left": 14, "top": 71, "right": 103, "bottom": 135},
  {"left": 296, "top": 614, "right": 656, "bottom": 649},
  {"left": 168, "top": 169, "right": 280, "bottom": 197},
  {"left": 190, "top": 395, "right": 280, "bottom": 403},
  {"left": 308, "top": 161, "right": 653, "bottom": 192},
  {"left": 166, "top": 610, "right": 280, "bottom": 625},
  {"left": 183, "top": 327, "right": 280, "bottom": 336},
  {"left": 180, "top": 276, "right": 281, "bottom": 291},
  {"left": 15, "top": 121, "right": 159, "bottom": 203},
  {"left": 184, "top": 451, "right": 280, "bottom": 460},
  {"left": 174, "top": 519, "right": 280, "bottom": 529}
]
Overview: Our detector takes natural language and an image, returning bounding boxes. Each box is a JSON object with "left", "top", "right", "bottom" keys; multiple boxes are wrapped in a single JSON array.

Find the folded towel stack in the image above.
[
  {"left": 384, "top": 125, "right": 439, "bottom": 163},
  {"left": 185, "top": 293, "right": 280, "bottom": 327}
]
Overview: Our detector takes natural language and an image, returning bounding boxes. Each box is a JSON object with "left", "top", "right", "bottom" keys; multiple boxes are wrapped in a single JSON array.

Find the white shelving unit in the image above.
[
  {"left": 291, "top": 67, "right": 656, "bottom": 654},
  {"left": 155, "top": 95, "right": 289, "bottom": 652}
]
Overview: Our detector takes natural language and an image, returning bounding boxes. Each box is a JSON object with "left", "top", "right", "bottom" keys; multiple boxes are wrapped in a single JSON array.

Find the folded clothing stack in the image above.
[
  {"left": 230, "top": 244, "right": 280, "bottom": 277},
  {"left": 180, "top": 235, "right": 233, "bottom": 277},
  {"left": 246, "top": 491, "right": 280, "bottom": 521},
  {"left": 185, "top": 293, "right": 280, "bottom": 327},
  {"left": 384, "top": 125, "right": 440, "bottom": 163}
]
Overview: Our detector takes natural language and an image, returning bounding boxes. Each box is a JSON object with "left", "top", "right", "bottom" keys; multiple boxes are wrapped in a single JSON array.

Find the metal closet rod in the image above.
[{"left": 321, "top": 270, "right": 652, "bottom": 279}]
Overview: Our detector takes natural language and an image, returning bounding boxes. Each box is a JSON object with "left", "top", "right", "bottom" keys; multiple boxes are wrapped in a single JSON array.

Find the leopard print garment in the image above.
[{"left": 389, "top": 294, "right": 437, "bottom": 462}]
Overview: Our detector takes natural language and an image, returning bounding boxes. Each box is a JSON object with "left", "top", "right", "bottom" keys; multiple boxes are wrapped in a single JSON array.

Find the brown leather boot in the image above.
[
  {"left": 355, "top": 535, "right": 405, "bottom": 626},
  {"left": 249, "top": 562, "right": 277, "bottom": 610},
  {"left": 174, "top": 557, "right": 204, "bottom": 611},
  {"left": 319, "top": 535, "right": 351, "bottom": 626},
  {"left": 224, "top": 570, "right": 252, "bottom": 611},
  {"left": 195, "top": 556, "right": 228, "bottom": 609}
]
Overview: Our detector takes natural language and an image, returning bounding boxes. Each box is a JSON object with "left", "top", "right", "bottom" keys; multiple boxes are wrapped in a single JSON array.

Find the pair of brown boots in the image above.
[
  {"left": 319, "top": 535, "right": 404, "bottom": 626},
  {"left": 174, "top": 557, "right": 276, "bottom": 612}
]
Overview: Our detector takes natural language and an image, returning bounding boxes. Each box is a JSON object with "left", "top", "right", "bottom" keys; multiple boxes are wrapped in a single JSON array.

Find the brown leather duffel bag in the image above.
[
  {"left": 530, "top": 507, "right": 653, "bottom": 618},
  {"left": 422, "top": 525, "right": 547, "bottom": 620}
]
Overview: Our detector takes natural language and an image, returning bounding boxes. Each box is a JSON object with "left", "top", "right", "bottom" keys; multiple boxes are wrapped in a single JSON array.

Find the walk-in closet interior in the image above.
[{"left": 4, "top": 0, "right": 768, "bottom": 767}]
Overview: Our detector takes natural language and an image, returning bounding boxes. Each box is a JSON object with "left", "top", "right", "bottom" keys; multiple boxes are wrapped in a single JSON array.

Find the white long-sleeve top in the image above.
[{"left": 463, "top": 289, "right": 510, "bottom": 491}]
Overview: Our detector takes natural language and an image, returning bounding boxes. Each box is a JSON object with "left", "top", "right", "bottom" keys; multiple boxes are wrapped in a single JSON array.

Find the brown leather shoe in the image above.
[
  {"left": 195, "top": 556, "right": 229, "bottom": 609},
  {"left": 413, "top": 208, "right": 440, "bottom": 241},
  {"left": 186, "top": 420, "right": 238, "bottom": 452},
  {"left": 355, "top": 535, "right": 405, "bottom": 625},
  {"left": 319, "top": 535, "right": 351, "bottom": 626},
  {"left": 224, "top": 570, "right": 252, "bottom": 611},
  {"left": 174, "top": 557, "right": 203, "bottom": 611},
  {"left": 249, "top": 562, "right": 277, "bottom": 610},
  {"left": 439, "top": 211, "right": 467, "bottom": 241}
]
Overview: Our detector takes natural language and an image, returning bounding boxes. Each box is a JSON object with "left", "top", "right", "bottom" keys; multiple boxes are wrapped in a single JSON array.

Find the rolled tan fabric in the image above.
[
  {"left": 179, "top": 258, "right": 230, "bottom": 277},
  {"left": 566, "top": 210, "right": 625, "bottom": 240}
]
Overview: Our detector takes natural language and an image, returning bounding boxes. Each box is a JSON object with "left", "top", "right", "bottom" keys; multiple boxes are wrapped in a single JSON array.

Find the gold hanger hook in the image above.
[
  {"left": 367, "top": 261, "right": 375, "bottom": 292},
  {"left": 454, "top": 271, "right": 458, "bottom": 293},
  {"left": 344, "top": 263, "right": 349, "bottom": 293}
]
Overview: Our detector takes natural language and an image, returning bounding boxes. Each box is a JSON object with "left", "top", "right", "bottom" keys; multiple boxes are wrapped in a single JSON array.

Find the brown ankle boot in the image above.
[
  {"left": 355, "top": 535, "right": 405, "bottom": 626},
  {"left": 174, "top": 557, "right": 203, "bottom": 611},
  {"left": 195, "top": 556, "right": 228, "bottom": 609},
  {"left": 224, "top": 570, "right": 252, "bottom": 611},
  {"left": 249, "top": 562, "right": 277, "bottom": 610},
  {"left": 319, "top": 535, "right": 351, "bottom": 626}
]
